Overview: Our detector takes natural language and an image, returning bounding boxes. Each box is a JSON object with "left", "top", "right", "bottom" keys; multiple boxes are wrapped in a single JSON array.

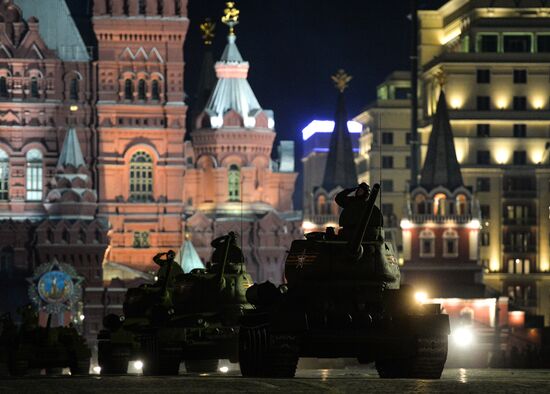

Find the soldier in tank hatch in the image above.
[
  {"left": 153, "top": 250, "right": 183, "bottom": 285},
  {"left": 335, "top": 182, "right": 383, "bottom": 241},
  {"left": 210, "top": 232, "right": 244, "bottom": 267}
]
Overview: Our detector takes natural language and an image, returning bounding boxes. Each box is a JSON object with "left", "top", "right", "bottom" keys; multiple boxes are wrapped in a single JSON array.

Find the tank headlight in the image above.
[
  {"left": 452, "top": 326, "right": 475, "bottom": 348},
  {"left": 414, "top": 291, "right": 428, "bottom": 304},
  {"left": 92, "top": 366, "right": 101, "bottom": 374},
  {"left": 219, "top": 366, "right": 229, "bottom": 373},
  {"left": 133, "top": 360, "right": 143, "bottom": 370}
]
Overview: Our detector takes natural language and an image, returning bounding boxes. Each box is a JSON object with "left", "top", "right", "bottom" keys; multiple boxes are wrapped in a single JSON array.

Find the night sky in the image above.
[
  {"left": 184, "top": 0, "right": 446, "bottom": 207},
  {"left": 185, "top": 0, "right": 445, "bottom": 141}
]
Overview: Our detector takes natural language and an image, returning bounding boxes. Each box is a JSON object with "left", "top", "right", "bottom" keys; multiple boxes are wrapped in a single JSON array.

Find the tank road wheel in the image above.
[
  {"left": 141, "top": 335, "right": 181, "bottom": 376},
  {"left": 69, "top": 356, "right": 91, "bottom": 375},
  {"left": 98, "top": 341, "right": 129, "bottom": 375},
  {"left": 8, "top": 351, "right": 29, "bottom": 376},
  {"left": 184, "top": 359, "right": 219, "bottom": 373},
  {"left": 239, "top": 325, "right": 299, "bottom": 378},
  {"left": 376, "top": 335, "right": 448, "bottom": 379}
]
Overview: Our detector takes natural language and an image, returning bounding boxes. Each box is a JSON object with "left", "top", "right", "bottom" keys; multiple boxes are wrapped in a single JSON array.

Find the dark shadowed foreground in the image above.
[{"left": 1, "top": 368, "right": 550, "bottom": 393}]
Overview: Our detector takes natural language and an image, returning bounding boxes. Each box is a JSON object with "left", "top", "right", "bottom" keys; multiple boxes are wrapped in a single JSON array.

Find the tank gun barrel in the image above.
[
  {"left": 217, "top": 233, "right": 234, "bottom": 290},
  {"left": 347, "top": 183, "right": 380, "bottom": 260}
]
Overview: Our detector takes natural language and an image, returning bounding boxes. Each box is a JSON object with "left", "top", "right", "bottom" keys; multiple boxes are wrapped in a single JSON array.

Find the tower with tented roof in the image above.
[
  {"left": 400, "top": 88, "right": 484, "bottom": 299},
  {"left": 184, "top": 2, "right": 300, "bottom": 285}
]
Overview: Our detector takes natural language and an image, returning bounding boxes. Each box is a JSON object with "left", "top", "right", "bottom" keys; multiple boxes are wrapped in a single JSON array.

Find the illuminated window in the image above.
[
  {"left": 124, "top": 79, "right": 133, "bottom": 100},
  {"left": 316, "top": 194, "right": 327, "bottom": 215},
  {"left": 70, "top": 78, "right": 79, "bottom": 100},
  {"left": 456, "top": 194, "right": 468, "bottom": 215},
  {"left": 26, "top": 149, "right": 43, "bottom": 201},
  {"left": 0, "top": 76, "right": 7, "bottom": 97},
  {"left": 138, "top": 79, "right": 146, "bottom": 100},
  {"left": 30, "top": 77, "right": 39, "bottom": 98},
  {"left": 129, "top": 151, "right": 153, "bottom": 202},
  {"left": 513, "top": 70, "right": 527, "bottom": 84},
  {"left": 228, "top": 164, "right": 240, "bottom": 201},
  {"left": 420, "top": 230, "right": 435, "bottom": 258},
  {"left": 477, "top": 69, "right": 490, "bottom": 84},
  {"left": 433, "top": 193, "right": 447, "bottom": 215},
  {"left": 443, "top": 229, "right": 458, "bottom": 258},
  {"left": 152, "top": 80, "right": 160, "bottom": 101},
  {"left": 0, "top": 149, "right": 8, "bottom": 201},
  {"left": 133, "top": 231, "right": 149, "bottom": 248},
  {"left": 415, "top": 194, "right": 426, "bottom": 214}
]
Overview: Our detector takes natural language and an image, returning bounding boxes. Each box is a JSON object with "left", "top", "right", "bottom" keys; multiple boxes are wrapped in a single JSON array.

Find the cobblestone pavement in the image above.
[{"left": 1, "top": 368, "right": 550, "bottom": 393}]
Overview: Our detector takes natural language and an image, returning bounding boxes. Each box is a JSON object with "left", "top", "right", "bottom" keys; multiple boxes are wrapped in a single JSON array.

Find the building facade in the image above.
[
  {"left": 0, "top": 0, "right": 298, "bottom": 341},
  {"left": 356, "top": 0, "right": 550, "bottom": 325}
]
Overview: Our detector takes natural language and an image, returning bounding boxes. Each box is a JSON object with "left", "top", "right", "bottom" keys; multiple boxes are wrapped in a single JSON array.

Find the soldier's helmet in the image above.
[
  {"left": 167, "top": 250, "right": 176, "bottom": 259},
  {"left": 355, "top": 182, "right": 370, "bottom": 197}
]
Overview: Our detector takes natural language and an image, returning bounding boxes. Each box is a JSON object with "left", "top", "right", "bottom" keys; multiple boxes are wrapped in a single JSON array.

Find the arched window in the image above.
[
  {"left": 0, "top": 246, "right": 14, "bottom": 277},
  {"left": 419, "top": 229, "right": 435, "bottom": 258},
  {"left": 152, "top": 79, "right": 160, "bottom": 101},
  {"left": 433, "top": 193, "right": 447, "bottom": 215},
  {"left": 0, "top": 149, "right": 8, "bottom": 201},
  {"left": 129, "top": 151, "right": 153, "bottom": 202},
  {"left": 30, "top": 77, "right": 39, "bottom": 98},
  {"left": 228, "top": 164, "right": 240, "bottom": 201},
  {"left": 0, "top": 76, "right": 8, "bottom": 97},
  {"left": 415, "top": 194, "right": 426, "bottom": 214},
  {"left": 124, "top": 79, "right": 133, "bottom": 100},
  {"left": 26, "top": 149, "right": 43, "bottom": 201},
  {"left": 70, "top": 78, "right": 79, "bottom": 100},
  {"left": 443, "top": 229, "right": 459, "bottom": 258},
  {"left": 456, "top": 194, "right": 468, "bottom": 215},
  {"left": 138, "top": 79, "right": 146, "bottom": 100},
  {"left": 316, "top": 194, "right": 327, "bottom": 215}
]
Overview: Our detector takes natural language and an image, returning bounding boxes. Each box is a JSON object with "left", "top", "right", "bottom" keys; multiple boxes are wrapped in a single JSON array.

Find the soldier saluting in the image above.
[
  {"left": 153, "top": 250, "right": 183, "bottom": 286},
  {"left": 335, "top": 182, "right": 383, "bottom": 241}
]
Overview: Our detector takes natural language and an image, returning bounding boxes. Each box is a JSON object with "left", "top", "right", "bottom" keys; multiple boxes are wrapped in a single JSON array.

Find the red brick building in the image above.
[{"left": 0, "top": 0, "right": 298, "bottom": 342}]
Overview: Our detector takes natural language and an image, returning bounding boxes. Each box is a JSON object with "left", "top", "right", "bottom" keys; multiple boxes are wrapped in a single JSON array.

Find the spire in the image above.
[
  {"left": 321, "top": 70, "right": 358, "bottom": 191},
  {"left": 177, "top": 236, "right": 205, "bottom": 273},
  {"left": 419, "top": 90, "right": 464, "bottom": 191},
  {"left": 193, "top": 19, "right": 218, "bottom": 130},
  {"left": 57, "top": 128, "right": 86, "bottom": 169},
  {"left": 201, "top": 1, "right": 270, "bottom": 129}
]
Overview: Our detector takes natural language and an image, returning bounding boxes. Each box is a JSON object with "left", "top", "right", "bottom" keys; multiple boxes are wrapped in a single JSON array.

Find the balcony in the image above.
[
  {"left": 408, "top": 214, "right": 473, "bottom": 224},
  {"left": 502, "top": 190, "right": 537, "bottom": 199},
  {"left": 502, "top": 217, "right": 537, "bottom": 226},
  {"left": 503, "top": 245, "right": 537, "bottom": 254}
]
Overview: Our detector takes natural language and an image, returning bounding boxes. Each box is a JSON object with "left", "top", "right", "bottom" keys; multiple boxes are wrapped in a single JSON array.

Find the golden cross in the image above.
[
  {"left": 221, "top": 1, "right": 240, "bottom": 35},
  {"left": 200, "top": 18, "right": 216, "bottom": 45}
]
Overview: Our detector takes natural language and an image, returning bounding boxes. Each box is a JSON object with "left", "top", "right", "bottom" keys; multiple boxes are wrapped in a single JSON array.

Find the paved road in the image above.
[{"left": 1, "top": 368, "right": 550, "bottom": 393}]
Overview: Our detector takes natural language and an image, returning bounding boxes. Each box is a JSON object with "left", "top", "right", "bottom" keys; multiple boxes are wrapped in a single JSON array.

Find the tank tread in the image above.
[
  {"left": 375, "top": 335, "right": 447, "bottom": 379},
  {"left": 239, "top": 326, "right": 298, "bottom": 378}
]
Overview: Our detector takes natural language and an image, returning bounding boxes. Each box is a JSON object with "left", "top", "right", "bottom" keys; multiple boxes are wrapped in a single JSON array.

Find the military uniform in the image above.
[
  {"left": 335, "top": 185, "right": 383, "bottom": 241},
  {"left": 153, "top": 251, "right": 183, "bottom": 286}
]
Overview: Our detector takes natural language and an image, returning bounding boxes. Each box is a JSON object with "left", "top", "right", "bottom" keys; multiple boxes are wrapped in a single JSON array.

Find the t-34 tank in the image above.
[
  {"left": 98, "top": 232, "right": 254, "bottom": 375},
  {"left": 2, "top": 305, "right": 90, "bottom": 376},
  {"left": 239, "top": 184, "right": 450, "bottom": 378}
]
